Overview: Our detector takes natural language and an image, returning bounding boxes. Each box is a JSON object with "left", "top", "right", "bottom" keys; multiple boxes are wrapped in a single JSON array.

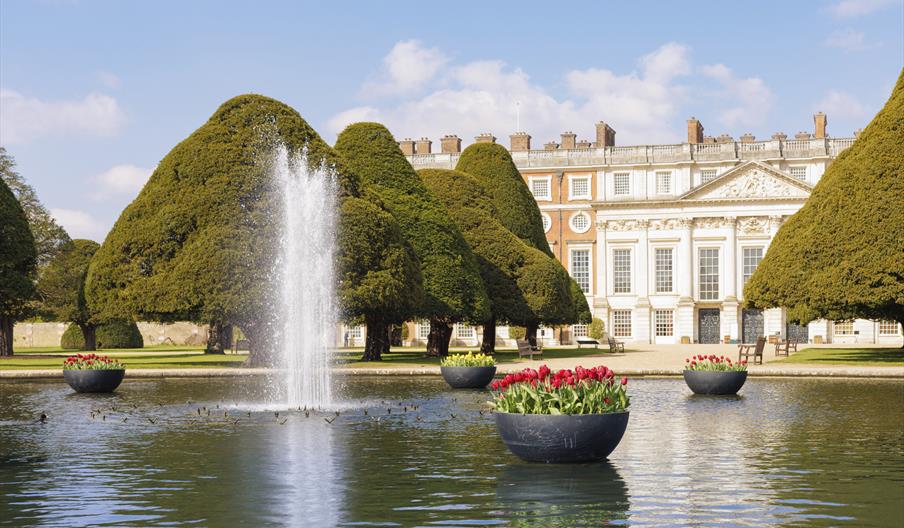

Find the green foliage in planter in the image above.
[
  {"left": 587, "top": 317, "right": 605, "bottom": 340},
  {"left": 744, "top": 70, "right": 904, "bottom": 329},
  {"left": 61, "top": 320, "right": 144, "bottom": 349},
  {"left": 335, "top": 123, "right": 488, "bottom": 325},
  {"left": 441, "top": 351, "right": 495, "bottom": 367},
  {"left": 0, "top": 177, "right": 37, "bottom": 332}
]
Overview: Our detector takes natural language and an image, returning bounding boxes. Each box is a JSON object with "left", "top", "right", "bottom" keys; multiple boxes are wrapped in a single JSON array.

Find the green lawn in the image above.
[
  {"left": 336, "top": 346, "right": 616, "bottom": 368},
  {"left": 774, "top": 347, "right": 904, "bottom": 367},
  {"left": 0, "top": 352, "right": 248, "bottom": 370}
]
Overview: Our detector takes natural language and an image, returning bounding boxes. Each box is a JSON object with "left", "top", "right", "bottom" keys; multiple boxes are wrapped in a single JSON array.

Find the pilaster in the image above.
[
  {"left": 634, "top": 297, "right": 651, "bottom": 344},
  {"left": 721, "top": 300, "right": 739, "bottom": 341}
]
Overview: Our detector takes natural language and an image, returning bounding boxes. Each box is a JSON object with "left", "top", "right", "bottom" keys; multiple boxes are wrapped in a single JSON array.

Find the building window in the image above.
[
  {"left": 572, "top": 324, "right": 588, "bottom": 338},
  {"left": 834, "top": 320, "right": 854, "bottom": 336},
  {"left": 529, "top": 177, "right": 551, "bottom": 200},
  {"left": 417, "top": 322, "right": 430, "bottom": 340},
  {"left": 612, "top": 310, "right": 632, "bottom": 337},
  {"left": 654, "top": 310, "right": 674, "bottom": 337},
  {"left": 570, "top": 176, "right": 591, "bottom": 200},
  {"left": 699, "top": 248, "right": 720, "bottom": 300},
  {"left": 541, "top": 213, "right": 552, "bottom": 233},
  {"left": 742, "top": 247, "right": 764, "bottom": 286},
  {"left": 614, "top": 173, "right": 630, "bottom": 195},
  {"left": 656, "top": 171, "right": 672, "bottom": 194},
  {"left": 570, "top": 249, "right": 591, "bottom": 293},
  {"left": 456, "top": 324, "right": 475, "bottom": 339},
  {"left": 348, "top": 326, "right": 363, "bottom": 339},
  {"left": 701, "top": 169, "right": 718, "bottom": 184},
  {"left": 612, "top": 249, "right": 631, "bottom": 293},
  {"left": 789, "top": 167, "right": 806, "bottom": 181},
  {"left": 570, "top": 212, "right": 591, "bottom": 233},
  {"left": 655, "top": 248, "right": 673, "bottom": 293},
  {"left": 879, "top": 320, "right": 901, "bottom": 335}
]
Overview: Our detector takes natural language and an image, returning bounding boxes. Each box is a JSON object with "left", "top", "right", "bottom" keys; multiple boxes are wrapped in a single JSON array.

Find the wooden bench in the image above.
[
  {"left": 576, "top": 337, "right": 599, "bottom": 349},
  {"left": 775, "top": 337, "right": 800, "bottom": 357},
  {"left": 607, "top": 336, "right": 625, "bottom": 353},
  {"left": 516, "top": 339, "right": 543, "bottom": 360},
  {"left": 738, "top": 336, "right": 766, "bottom": 365}
]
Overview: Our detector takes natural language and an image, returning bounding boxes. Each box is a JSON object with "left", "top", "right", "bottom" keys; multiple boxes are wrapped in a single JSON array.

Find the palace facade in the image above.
[{"left": 391, "top": 114, "right": 903, "bottom": 347}]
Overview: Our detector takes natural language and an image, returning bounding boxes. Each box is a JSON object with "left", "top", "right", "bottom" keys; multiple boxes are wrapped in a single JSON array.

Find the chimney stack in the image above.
[
  {"left": 854, "top": 128, "right": 863, "bottom": 138},
  {"left": 595, "top": 121, "right": 616, "bottom": 147},
  {"left": 560, "top": 131, "right": 577, "bottom": 150},
  {"left": 440, "top": 135, "right": 461, "bottom": 153},
  {"left": 576, "top": 139, "right": 592, "bottom": 148},
  {"left": 703, "top": 135, "right": 717, "bottom": 144},
  {"left": 399, "top": 138, "right": 415, "bottom": 156},
  {"left": 716, "top": 134, "right": 734, "bottom": 144},
  {"left": 475, "top": 132, "right": 496, "bottom": 144},
  {"left": 814, "top": 112, "right": 827, "bottom": 139},
  {"left": 415, "top": 137, "right": 432, "bottom": 154},
  {"left": 771, "top": 132, "right": 788, "bottom": 141},
  {"left": 544, "top": 141, "right": 560, "bottom": 150},
  {"left": 510, "top": 132, "right": 531, "bottom": 152},
  {"left": 687, "top": 117, "right": 704, "bottom": 144},
  {"left": 740, "top": 133, "right": 756, "bottom": 143},
  {"left": 794, "top": 131, "right": 812, "bottom": 140}
]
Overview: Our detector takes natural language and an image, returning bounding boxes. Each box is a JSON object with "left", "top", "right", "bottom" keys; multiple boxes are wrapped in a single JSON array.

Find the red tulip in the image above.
[{"left": 621, "top": 376, "right": 628, "bottom": 386}]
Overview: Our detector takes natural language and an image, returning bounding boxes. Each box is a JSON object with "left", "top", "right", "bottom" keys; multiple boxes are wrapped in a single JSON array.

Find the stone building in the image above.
[{"left": 398, "top": 114, "right": 903, "bottom": 346}]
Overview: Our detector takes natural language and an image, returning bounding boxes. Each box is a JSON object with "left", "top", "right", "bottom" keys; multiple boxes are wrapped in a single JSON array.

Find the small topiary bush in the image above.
[
  {"left": 509, "top": 326, "right": 526, "bottom": 340},
  {"left": 60, "top": 320, "right": 144, "bottom": 350},
  {"left": 588, "top": 317, "right": 605, "bottom": 340}
]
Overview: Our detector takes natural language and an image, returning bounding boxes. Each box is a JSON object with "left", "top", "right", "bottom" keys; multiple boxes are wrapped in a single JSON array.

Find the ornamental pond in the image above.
[{"left": 1, "top": 376, "right": 902, "bottom": 527}]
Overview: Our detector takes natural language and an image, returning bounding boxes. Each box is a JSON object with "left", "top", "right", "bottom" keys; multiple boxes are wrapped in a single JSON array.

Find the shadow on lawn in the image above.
[{"left": 792, "top": 348, "right": 904, "bottom": 364}]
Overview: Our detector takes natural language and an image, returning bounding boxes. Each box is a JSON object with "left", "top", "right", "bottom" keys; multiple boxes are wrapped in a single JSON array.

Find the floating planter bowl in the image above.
[
  {"left": 440, "top": 366, "right": 497, "bottom": 389},
  {"left": 495, "top": 411, "right": 629, "bottom": 463},
  {"left": 683, "top": 370, "right": 747, "bottom": 395},
  {"left": 63, "top": 370, "right": 125, "bottom": 393}
]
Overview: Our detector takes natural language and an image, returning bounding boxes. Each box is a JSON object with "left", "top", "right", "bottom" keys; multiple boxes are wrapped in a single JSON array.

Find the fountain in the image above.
[{"left": 271, "top": 144, "right": 338, "bottom": 409}]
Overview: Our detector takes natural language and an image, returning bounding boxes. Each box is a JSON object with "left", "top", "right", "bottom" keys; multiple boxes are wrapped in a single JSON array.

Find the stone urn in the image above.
[
  {"left": 683, "top": 370, "right": 747, "bottom": 395},
  {"left": 440, "top": 366, "right": 497, "bottom": 389},
  {"left": 495, "top": 411, "right": 629, "bottom": 463},
  {"left": 63, "top": 369, "right": 126, "bottom": 393}
]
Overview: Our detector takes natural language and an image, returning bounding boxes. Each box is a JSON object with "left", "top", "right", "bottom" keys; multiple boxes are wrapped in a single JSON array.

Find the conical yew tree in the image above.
[{"left": 0, "top": 178, "right": 37, "bottom": 356}]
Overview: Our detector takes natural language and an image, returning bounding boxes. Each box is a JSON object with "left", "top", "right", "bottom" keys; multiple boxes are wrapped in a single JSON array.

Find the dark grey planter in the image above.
[
  {"left": 440, "top": 365, "right": 496, "bottom": 389},
  {"left": 495, "top": 411, "right": 629, "bottom": 463},
  {"left": 63, "top": 369, "right": 125, "bottom": 393},
  {"left": 683, "top": 370, "right": 747, "bottom": 395}
]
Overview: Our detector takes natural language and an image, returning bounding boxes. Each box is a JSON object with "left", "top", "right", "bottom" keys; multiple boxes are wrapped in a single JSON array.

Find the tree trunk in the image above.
[
  {"left": 242, "top": 322, "right": 275, "bottom": 367},
  {"left": 79, "top": 323, "right": 97, "bottom": 351},
  {"left": 0, "top": 316, "right": 13, "bottom": 357},
  {"left": 480, "top": 317, "right": 496, "bottom": 355},
  {"left": 362, "top": 319, "right": 389, "bottom": 361},
  {"left": 525, "top": 322, "right": 538, "bottom": 347},
  {"left": 206, "top": 321, "right": 233, "bottom": 354},
  {"left": 426, "top": 319, "right": 453, "bottom": 357}
]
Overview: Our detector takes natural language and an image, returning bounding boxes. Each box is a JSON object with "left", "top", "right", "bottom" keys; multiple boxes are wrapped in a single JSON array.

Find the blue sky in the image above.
[{"left": 1, "top": 0, "right": 901, "bottom": 241}]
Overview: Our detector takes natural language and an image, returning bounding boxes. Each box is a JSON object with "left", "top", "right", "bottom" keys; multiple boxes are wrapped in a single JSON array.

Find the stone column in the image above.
[
  {"left": 676, "top": 218, "right": 695, "bottom": 343},
  {"left": 634, "top": 220, "right": 651, "bottom": 343},
  {"left": 721, "top": 217, "right": 739, "bottom": 341}
]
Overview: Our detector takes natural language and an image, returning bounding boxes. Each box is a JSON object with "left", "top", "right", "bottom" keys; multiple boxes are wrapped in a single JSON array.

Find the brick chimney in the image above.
[
  {"left": 740, "top": 133, "right": 756, "bottom": 143},
  {"left": 415, "top": 137, "right": 432, "bottom": 154},
  {"left": 716, "top": 134, "right": 734, "bottom": 144},
  {"left": 510, "top": 132, "right": 531, "bottom": 152},
  {"left": 440, "top": 135, "right": 461, "bottom": 153},
  {"left": 560, "top": 131, "right": 576, "bottom": 150},
  {"left": 544, "top": 141, "right": 559, "bottom": 150},
  {"left": 576, "top": 139, "right": 592, "bottom": 148},
  {"left": 771, "top": 132, "right": 788, "bottom": 141},
  {"left": 475, "top": 133, "right": 496, "bottom": 144},
  {"left": 813, "top": 112, "right": 827, "bottom": 138},
  {"left": 794, "top": 131, "right": 812, "bottom": 140},
  {"left": 399, "top": 138, "right": 415, "bottom": 156},
  {"left": 703, "top": 135, "right": 717, "bottom": 143},
  {"left": 687, "top": 117, "right": 704, "bottom": 144},
  {"left": 595, "top": 121, "right": 616, "bottom": 147}
]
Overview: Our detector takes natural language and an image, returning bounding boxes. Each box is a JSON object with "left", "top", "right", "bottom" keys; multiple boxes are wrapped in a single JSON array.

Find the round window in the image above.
[
  {"left": 541, "top": 213, "right": 552, "bottom": 233},
  {"left": 570, "top": 212, "right": 591, "bottom": 233}
]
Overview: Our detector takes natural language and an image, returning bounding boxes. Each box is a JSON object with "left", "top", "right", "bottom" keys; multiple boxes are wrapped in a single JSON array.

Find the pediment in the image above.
[{"left": 682, "top": 161, "right": 812, "bottom": 201}]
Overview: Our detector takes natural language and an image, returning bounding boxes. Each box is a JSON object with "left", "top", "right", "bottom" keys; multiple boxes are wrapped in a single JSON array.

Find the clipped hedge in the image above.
[{"left": 61, "top": 320, "right": 144, "bottom": 350}]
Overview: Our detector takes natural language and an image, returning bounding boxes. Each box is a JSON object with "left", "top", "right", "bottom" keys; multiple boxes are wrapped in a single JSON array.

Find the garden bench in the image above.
[
  {"left": 607, "top": 336, "right": 625, "bottom": 353},
  {"left": 738, "top": 336, "right": 766, "bottom": 365},
  {"left": 575, "top": 337, "right": 599, "bottom": 348},
  {"left": 775, "top": 337, "right": 800, "bottom": 357},
  {"left": 515, "top": 339, "right": 543, "bottom": 360}
]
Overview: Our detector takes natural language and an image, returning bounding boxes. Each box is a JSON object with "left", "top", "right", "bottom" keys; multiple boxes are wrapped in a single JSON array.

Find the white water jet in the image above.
[{"left": 272, "top": 145, "right": 338, "bottom": 408}]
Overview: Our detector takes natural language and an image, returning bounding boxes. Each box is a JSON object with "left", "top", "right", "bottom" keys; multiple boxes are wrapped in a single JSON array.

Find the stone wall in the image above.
[{"left": 13, "top": 321, "right": 209, "bottom": 348}]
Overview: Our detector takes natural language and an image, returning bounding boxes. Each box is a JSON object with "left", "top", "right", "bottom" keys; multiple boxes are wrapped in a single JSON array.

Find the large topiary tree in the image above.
[
  {"left": 61, "top": 319, "right": 144, "bottom": 350},
  {"left": 335, "top": 123, "right": 490, "bottom": 359},
  {"left": 455, "top": 143, "right": 590, "bottom": 345},
  {"left": 85, "top": 94, "right": 413, "bottom": 366},
  {"left": 0, "top": 178, "right": 37, "bottom": 356},
  {"left": 37, "top": 239, "right": 102, "bottom": 350},
  {"left": 745, "top": 70, "right": 904, "bottom": 339},
  {"left": 419, "top": 168, "right": 579, "bottom": 354}
]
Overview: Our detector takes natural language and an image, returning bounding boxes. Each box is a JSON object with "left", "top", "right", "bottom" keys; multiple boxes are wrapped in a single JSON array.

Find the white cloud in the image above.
[
  {"left": 361, "top": 40, "right": 448, "bottom": 97},
  {"left": 97, "top": 71, "right": 121, "bottom": 89},
  {"left": 329, "top": 41, "right": 694, "bottom": 146},
  {"left": 0, "top": 89, "right": 124, "bottom": 145},
  {"left": 827, "top": 0, "right": 898, "bottom": 17},
  {"left": 814, "top": 90, "right": 868, "bottom": 119},
  {"left": 90, "top": 164, "right": 154, "bottom": 200},
  {"left": 50, "top": 208, "right": 108, "bottom": 241},
  {"left": 700, "top": 64, "right": 773, "bottom": 127},
  {"left": 823, "top": 29, "right": 872, "bottom": 51}
]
